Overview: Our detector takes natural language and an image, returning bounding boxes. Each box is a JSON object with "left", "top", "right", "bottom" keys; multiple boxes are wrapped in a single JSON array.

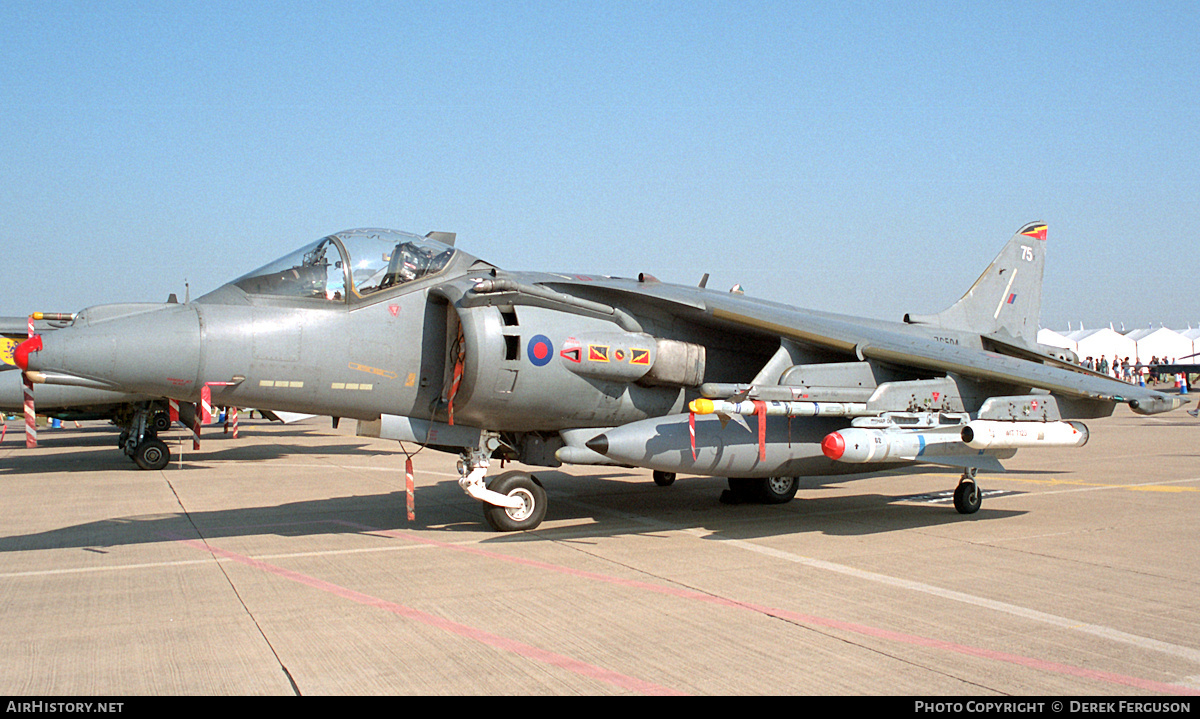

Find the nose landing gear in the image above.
[{"left": 118, "top": 404, "right": 172, "bottom": 471}]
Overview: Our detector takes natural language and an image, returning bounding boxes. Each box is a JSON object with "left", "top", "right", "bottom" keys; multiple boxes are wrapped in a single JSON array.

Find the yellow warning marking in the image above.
[
  {"left": 259, "top": 379, "right": 305, "bottom": 388},
  {"left": 349, "top": 362, "right": 398, "bottom": 380},
  {"left": 404, "top": 373, "right": 416, "bottom": 387},
  {"left": 1000, "top": 477, "right": 1199, "bottom": 493}
]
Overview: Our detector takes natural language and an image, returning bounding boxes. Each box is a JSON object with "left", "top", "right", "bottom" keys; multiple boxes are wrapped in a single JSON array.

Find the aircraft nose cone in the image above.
[
  {"left": 585, "top": 433, "right": 610, "bottom": 456},
  {"left": 24, "top": 303, "right": 203, "bottom": 396},
  {"left": 820, "top": 431, "right": 845, "bottom": 460}
]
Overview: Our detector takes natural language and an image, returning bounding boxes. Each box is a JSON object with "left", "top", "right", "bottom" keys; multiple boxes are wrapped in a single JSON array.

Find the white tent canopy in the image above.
[
  {"left": 1124, "top": 327, "right": 1192, "bottom": 364},
  {"left": 1180, "top": 328, "right": 1200, "bottom": 361},
  {"left": 1037, "top": 327, "right": 1076, "bottom": 351},
  {"left": 1066, "top": 328, "right": 1136, "bottom": 373}
]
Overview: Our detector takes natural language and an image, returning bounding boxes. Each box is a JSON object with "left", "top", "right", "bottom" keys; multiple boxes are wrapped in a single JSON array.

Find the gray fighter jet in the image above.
[{"left": 14, "top": 223, "right": 1187, "bottom": 530}]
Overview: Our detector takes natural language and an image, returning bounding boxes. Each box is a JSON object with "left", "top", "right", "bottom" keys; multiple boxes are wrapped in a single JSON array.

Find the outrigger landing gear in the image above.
[
  {"left": 953, "top": 467, "right": 982, "bottom": 515},
  {"left": 457, "top": 433, "right": 548, "bottom": 532}
]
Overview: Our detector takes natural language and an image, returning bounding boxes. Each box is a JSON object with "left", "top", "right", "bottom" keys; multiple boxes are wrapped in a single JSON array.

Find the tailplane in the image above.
[{"left": 904, "top": 221, "right": 1046, "bottom": 345}]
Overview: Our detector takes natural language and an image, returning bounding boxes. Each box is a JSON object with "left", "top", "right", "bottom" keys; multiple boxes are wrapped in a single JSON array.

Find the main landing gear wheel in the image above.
[
  {"left": 755, "top": 476, "right": 799, "bottom": 504},
  {"left": 482, "top": 471, "right": 547, "bottom": 532},
  {"left": 953, "top": 469, "right": 982, "bottom": 515},
  {"left": 652, "top": 471, "right": 676, "bottom": 487},
  {"left": 134, "top": 438, "right": 171, "bottom": 471},
  {"left": 151, "top": 412, "right": 172, "bottom": 433},
  {"left": 724, "top": 476, "right": 799, "bottom": 504}
]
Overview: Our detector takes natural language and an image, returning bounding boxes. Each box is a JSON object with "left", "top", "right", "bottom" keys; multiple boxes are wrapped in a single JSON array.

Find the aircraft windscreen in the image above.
[
  {"left": 230, "top": 229, "right": 456, "bottom": 302},
  {"left": 231, "top": 237, "right": 349, "bottom": 301}
]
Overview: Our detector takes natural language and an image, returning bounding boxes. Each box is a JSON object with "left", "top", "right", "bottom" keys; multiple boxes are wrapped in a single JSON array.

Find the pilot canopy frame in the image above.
[{"left": 231, "top": 229, "right": 457, "bottom": 303}]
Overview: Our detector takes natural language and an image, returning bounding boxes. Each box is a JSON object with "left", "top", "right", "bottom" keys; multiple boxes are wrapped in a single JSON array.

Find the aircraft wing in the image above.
[
  {"left": 541, "top": 278, "right": 1186, "bottom": 416},
  {"left": 0, "top": 317, "right": 31, "bottom": 338}
]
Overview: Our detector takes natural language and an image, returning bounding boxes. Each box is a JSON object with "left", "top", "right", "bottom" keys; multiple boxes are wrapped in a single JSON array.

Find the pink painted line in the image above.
[
  {"left": 174, "top": 535, "right": 684, "bottom": 696},
  {"left": 332, "top": 521, "right": 1200, "bottom": 696}
]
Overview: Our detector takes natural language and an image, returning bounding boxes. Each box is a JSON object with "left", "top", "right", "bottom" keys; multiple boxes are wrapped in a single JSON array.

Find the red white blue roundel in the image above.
[{"left": 527, "top": 334, "right": 553, "bottom": 366}]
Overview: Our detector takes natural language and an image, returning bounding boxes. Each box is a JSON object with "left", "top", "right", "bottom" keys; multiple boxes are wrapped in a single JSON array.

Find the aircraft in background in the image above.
[
  {"left": 3, "top": 314, "right": 187, "bottom": 467},
  {"left": 15, "top": 223, "right": 1188, "bottom": 530}
]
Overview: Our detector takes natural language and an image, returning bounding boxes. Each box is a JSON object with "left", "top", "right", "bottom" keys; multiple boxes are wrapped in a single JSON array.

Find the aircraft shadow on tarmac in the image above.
[
  {"left": 2, "top": 432, "right": 124, "bottom": 450},
  {"left": 4, "top": 423, "right": 331, "bottom": 442},
  {"left": 0, "top": 467, "right": 1025, "bottom": 554},
  {"left": 485, "top": 467, "right": 1028, "bottom": 542},
  {"left": 0, "top": 438, "right": 391, "bottom": 475}
]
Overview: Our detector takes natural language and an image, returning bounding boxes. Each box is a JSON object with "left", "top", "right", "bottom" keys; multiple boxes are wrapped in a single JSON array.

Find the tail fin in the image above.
[{"left": 904, "top": 222, "right": 1047, "bottom": 345}]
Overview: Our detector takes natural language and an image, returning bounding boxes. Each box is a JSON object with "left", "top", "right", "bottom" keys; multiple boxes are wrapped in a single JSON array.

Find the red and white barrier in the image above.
[
  {"left": 192, "top": 385, "right": 212, "bottom": 449},
  {"left": 191, "top": 382, "right": 244, "bottom": 449},
  {"left": 405, "top": 456, "right": 415, "bottom": 522},
  {"left": 24, "top": 315, "right": 35, "bottom": 448}
]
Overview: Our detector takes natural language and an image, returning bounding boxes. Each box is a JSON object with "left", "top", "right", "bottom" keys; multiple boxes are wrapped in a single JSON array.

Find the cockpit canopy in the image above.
[{"left": 231, "top": 229, "right": 458, "bottom": 303}]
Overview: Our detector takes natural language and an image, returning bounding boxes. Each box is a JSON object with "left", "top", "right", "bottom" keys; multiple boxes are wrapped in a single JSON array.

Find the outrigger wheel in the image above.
[
  {"left": 482, "top": 471, "right": 547, "bottom": 532},
  {"left": 953, "top": 468, "right": 982, "bottom": 514}
]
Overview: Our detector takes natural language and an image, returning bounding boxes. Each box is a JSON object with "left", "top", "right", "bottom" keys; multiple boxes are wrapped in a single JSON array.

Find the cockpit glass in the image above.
[
  {"left": 231, "top": 237, "right": 349, "bottom": 301},
  {"left": 337, "top": 230, "right": 456, "bottom": 298},
  {"left": 229, "top": 229, "right": 456, "bottom": 302}
]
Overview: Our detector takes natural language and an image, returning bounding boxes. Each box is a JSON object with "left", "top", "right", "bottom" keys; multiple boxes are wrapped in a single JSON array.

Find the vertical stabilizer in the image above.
[{"left": 904, "top": 222, "right": 1047, "bottom": 345}]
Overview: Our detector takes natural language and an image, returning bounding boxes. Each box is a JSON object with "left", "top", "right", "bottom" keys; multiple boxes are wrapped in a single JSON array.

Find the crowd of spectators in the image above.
[{"left": 1078, "top": 354, "right": 1192, "bottom": 385}]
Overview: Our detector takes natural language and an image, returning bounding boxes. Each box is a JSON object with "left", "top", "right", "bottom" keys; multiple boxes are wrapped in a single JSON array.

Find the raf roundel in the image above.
[{"left": 527, "top": 334, "right": 554, "bottom": 367}]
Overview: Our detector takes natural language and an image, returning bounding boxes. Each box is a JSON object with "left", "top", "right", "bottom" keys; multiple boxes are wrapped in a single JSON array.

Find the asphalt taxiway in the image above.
[{"left": 1, "top": 402, "right": 1198, "bottom": 695}]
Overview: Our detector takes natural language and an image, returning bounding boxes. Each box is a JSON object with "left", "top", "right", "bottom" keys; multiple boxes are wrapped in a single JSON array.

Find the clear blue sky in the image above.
[{"left": 2, "top": 1, "right": 1197, "bottom": 330}]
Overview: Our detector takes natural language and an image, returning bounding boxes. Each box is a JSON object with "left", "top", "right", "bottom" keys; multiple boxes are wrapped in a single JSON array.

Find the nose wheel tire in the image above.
[
  {"left": 482, "top": 471, "right": 547, "bottom": 532},
  {"left": 134, "top": 438, "right": 171, "bottom": 471},
  {"left": 652, "top": 471, "right": 676, "bottom": 487}
]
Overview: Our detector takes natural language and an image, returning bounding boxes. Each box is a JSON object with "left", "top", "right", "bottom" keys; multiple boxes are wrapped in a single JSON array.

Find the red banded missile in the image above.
[
  {"left": 960, "top": 420, "right": 1088, "bottom": 449},
  {"left": 689, "top": 398, "right": 868, "bottom": 417}
]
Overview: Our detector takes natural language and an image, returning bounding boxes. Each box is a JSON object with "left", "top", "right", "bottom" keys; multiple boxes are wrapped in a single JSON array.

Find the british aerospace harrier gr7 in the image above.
[{"left": 15, "top": 223, "right": 1187, "bottom": 530}]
